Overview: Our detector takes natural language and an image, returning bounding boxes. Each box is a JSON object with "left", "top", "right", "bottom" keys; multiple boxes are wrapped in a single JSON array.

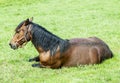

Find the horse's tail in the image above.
[{"left": 110, "top": 51, "right": 113, "bottom": 58}]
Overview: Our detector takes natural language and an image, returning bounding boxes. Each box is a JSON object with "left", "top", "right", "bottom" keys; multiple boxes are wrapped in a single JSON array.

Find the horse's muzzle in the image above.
[{"left": 9, "top": 43, "right": 18, "bottom": 50}]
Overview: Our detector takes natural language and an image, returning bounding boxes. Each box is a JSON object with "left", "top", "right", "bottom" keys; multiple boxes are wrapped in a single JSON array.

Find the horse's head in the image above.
[{"left": 9, "top": 17, "right": 33, "bottom": 50}]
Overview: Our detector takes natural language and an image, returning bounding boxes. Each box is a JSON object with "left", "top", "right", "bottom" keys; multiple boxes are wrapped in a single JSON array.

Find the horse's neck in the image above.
[
  {"left": 30, "top": 25, "right": 64, "bottom": 55},
  {"left": 30, "top": 24, "right": 70, "bottom": 56}
]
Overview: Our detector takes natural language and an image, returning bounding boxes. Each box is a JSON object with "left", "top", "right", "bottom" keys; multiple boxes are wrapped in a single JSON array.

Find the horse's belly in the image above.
[{"left": 62, "top": 46, "right": 99, "bottom": 67}]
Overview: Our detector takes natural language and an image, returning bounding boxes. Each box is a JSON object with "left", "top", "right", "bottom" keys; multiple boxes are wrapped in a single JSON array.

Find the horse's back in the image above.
[
  {"left": 69, "top": 37, "right": 113, "bottom": 58},
  {"left": 69, "top": 37, "right": 106, "bottom": 44}
]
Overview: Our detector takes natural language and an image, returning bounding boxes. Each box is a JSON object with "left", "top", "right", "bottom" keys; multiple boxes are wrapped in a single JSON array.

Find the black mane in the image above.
[{"left": 30, "top": 23, "right": 69, "bottom": 56}]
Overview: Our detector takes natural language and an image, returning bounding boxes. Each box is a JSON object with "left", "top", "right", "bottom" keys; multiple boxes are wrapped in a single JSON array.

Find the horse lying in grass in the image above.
[{"left": 9, "top": 18, "right": 113, "bottom": 69}]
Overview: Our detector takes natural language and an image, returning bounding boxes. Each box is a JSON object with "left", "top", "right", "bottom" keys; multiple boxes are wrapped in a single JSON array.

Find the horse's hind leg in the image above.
[
  {"left": 29, "top": 55, "right": 40, "bottom": 62},
  {"left": 89, "top": 47, "right": 100, "bottom": 64}
]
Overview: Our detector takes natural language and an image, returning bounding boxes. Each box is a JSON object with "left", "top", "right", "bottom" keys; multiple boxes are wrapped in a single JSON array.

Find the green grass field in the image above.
[{"left": 0, "top": 0, "right": 120, "bottom": 83}]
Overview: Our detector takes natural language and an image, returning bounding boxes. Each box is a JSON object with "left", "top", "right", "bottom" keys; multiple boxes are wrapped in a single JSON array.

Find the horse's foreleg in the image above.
[
  {"left": 32, "top": 63, "right": 51, "bottom": 68},
  {"left": 32, "top": 63, "right": 45, "bottom": 68},
  {"left": 29, "top": 55, "right": 40, "bottom": 62}
]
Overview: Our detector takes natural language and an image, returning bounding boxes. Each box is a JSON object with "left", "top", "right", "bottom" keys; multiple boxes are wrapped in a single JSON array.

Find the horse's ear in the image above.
[
  {"left": 29, "top": 17, "right": 33, "bottom": 22},
  {"left": 24, "top": 18, "right": 30, "bottom": 26}
]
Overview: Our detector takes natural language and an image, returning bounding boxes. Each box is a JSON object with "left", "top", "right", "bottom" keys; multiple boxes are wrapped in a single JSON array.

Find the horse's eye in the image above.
[
  {"left": 16, "top": 29, "right": 22, "bottom": 33},
  {"left": 16, "top": 30, "right": 19, "bottom": 33}
]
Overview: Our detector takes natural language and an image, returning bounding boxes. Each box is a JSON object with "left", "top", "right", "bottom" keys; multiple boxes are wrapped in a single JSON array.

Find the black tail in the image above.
[{"left": 110, "top": 51, "right": 113, "bottom": 58}]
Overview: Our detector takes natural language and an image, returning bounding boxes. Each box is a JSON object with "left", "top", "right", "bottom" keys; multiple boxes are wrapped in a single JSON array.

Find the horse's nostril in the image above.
[{"left": 9, "top": 43, "right": 13, "bottom": 48}]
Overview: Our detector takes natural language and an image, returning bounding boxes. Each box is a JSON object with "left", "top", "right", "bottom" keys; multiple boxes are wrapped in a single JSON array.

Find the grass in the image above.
[{"left": 0, "top": 0, "right": 120, "bottom": 83}]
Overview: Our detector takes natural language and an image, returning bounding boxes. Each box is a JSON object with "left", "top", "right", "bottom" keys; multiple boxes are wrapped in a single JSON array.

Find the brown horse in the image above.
[{"left": 9, "top": 18, "right": 113, "bottom": 69}]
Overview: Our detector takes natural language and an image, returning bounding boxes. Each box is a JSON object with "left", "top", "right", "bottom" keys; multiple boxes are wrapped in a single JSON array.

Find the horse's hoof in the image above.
[
  {"left": 32, "top": 64, "right": 36, "bottom": 67},
  {"left": 32, "top": 64, "right": 40, "bottom": 67},
  {"left": 29, "top": 59, "right": 33, "bottom": 62}
]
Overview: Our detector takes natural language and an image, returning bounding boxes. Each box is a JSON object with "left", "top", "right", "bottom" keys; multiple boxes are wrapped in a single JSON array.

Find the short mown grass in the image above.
[{"left": 0, "top": 0, "right": 120, "bottom": 83}]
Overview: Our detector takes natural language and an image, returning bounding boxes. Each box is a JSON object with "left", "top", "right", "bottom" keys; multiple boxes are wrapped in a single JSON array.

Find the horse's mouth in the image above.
[
  {"left": 11, "top": 45, "right": 18, "bottom": 50},
  {"left": 9, "top": 41, "right": 28, "bottom": 50}
]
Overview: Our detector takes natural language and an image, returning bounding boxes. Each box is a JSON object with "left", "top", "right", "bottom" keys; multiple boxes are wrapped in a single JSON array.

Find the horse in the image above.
[{"left": 9, "top": 17, "right": 113, "bottom": 69}]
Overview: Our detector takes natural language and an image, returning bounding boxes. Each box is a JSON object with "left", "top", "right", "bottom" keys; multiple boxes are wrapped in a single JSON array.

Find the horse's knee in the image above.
[{"left": 50, "top": 61, "right": 62, "bottom": 69}]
